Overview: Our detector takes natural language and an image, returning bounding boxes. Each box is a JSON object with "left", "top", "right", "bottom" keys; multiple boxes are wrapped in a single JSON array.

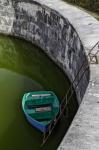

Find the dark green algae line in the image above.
[
  {"left": 0, "top": 34, "right": 68, "bottom": 99},
  {"left": 0, "top": 34, "right": 78, "bottom": 150}
]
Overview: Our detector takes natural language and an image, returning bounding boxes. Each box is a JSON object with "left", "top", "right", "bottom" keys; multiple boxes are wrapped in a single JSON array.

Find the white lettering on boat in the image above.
[
  {"left": 36, "top": 106, "right": 52, "bottom": 112},
  {"left": 32, "top": 94, "right": 51, "bottom": 97}
]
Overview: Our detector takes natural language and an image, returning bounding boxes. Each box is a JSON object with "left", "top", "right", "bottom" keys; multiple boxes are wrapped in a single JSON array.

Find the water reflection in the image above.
[{"left": 0, "top": 35, "right": 73, "bottom": 150}]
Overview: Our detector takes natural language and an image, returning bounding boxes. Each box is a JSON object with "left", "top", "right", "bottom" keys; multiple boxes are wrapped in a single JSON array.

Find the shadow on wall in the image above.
[{"left": 11, "top": 0, "right": 90, "bottom": 104}]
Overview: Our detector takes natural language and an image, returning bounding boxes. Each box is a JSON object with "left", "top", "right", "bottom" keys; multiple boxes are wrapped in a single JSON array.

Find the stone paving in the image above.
[
  {"left": 58, "top": 65, "right": 99, "bottom": 150},
  {"left": 33, "top": 1, "right": 99, "bottom": 149},
  {"left": 33, "top": 0, "right": 99, "bottom": 149},
  {"left": 35, "top": 0, "right": 99, "bottom": 49},
  {"left": 0, "top": 0, "right": 99, "bottom": 149}
]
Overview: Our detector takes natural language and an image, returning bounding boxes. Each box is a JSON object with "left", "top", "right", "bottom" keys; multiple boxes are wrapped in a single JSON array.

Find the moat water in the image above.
[{"left": 0, "top": 35, "right": 78, "bottom": 150}]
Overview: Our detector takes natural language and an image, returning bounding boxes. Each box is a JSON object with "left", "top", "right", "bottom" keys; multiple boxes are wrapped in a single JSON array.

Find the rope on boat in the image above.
[{"left": 41, "top": 41, "right": 99, "bottom": 147}]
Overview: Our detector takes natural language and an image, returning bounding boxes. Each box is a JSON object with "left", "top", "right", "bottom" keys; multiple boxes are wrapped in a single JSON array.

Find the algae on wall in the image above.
[{"left": 64, "top": 0, "right": 99, "bottom": 13}]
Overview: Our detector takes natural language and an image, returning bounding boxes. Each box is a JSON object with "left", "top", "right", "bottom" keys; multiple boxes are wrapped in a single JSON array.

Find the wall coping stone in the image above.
[
  {"left": 33, "top": 0, "right": 99, "bottom": 149},
  {"left": 0, "top": 0, "right": 99, "bottom": 149},
  {"left": 34, "top": 0, "right": 99, "bottom": 50}
]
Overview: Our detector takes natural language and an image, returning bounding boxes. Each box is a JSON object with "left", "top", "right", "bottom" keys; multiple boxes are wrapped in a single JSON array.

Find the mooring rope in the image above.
[{"left": 41, "top": 41, "right": 99, "bottom": 146}]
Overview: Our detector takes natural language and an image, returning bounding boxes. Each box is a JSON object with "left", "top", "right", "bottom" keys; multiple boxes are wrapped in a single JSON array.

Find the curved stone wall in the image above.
[{"left": 0, "top": 0, "right": 89, "bottom": 104}]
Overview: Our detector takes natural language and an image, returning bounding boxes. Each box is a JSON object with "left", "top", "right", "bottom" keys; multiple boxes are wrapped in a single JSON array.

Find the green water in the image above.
[{"left": 0, "top": 35, "right": 78, "bottom": 150}]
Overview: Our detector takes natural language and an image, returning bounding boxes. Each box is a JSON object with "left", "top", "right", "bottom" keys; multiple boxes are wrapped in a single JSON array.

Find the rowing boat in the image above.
[{"left": 22, "top": 91, "right": 60, "bottom": 132}]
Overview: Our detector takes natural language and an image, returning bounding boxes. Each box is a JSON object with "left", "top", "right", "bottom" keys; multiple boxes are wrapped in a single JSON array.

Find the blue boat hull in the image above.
[
  {"left": 22, "top": 91, "right": 60, "bottom": 133},
  {"left": 25, "top": 113, "right": 48, "bottom": 133}
]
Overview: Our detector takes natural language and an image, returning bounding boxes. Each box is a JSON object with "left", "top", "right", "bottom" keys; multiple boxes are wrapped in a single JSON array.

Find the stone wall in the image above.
[{"left": 0, "top": 0, "right": 90, "bottom": 104}]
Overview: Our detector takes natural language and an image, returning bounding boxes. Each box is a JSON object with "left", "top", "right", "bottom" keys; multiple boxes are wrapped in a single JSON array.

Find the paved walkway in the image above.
[
  {"left": 35, "top": 0, "right": 99, "bottom": 50},
  {"left": 1, "top": 0, "right": 99, "bottom": 149},
  {"left": 34, "top": 0, "right": 99, "bottom": 149},
  {"left": 58, "top": 65, "right": 99, "bottom": 150}
]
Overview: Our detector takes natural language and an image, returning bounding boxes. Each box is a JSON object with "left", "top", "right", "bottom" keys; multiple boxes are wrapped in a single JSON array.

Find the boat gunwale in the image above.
[{"left": 22, "top": 91, "right": 60, "bottom": 132}]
